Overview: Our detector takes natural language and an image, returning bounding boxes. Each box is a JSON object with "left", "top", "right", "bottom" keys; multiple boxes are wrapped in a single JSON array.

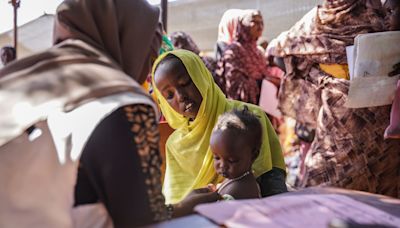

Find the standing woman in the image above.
[
  {"left": 0, "top": 0, "right": 218, "bottom": 227},
  {"left": 152, "top": 50, "right": 287, "bottom": 204},
  {"left": 215, "top": 9, "right": 246, "bottom": 62},
  {"left": 268, "top": 0, "right": 400, "bottom": 197},
  {"left": 216, "top": 10, "right": 280, "bottom": 105}
]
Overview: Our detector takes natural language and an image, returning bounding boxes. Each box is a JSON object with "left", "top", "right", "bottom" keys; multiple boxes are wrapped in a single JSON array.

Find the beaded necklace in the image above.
[{"left": 217, "top": 170, "right": 251, "bottom": 193}]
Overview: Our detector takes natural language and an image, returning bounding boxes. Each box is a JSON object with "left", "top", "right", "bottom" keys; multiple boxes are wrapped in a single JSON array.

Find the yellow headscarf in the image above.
[{"left": 151, "top": 50, "right": 285, "bottom": 204}]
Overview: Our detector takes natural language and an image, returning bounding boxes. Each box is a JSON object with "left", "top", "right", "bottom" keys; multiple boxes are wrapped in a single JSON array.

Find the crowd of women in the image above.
[
  {"left": 0, "top": 0, "right": 398, "bottom": 227},
  {"left": 168, "top": 0, "right": 400, "bottom": 198}
]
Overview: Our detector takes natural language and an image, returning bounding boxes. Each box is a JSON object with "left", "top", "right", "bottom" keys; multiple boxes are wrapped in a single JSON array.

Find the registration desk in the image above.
[{"left": 147, "top": 187, "right": 400, "bottom": 227}]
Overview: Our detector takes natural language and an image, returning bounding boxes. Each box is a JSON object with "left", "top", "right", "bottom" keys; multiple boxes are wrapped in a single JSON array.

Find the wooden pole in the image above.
[
  {"left": 10, "top": 0, "right": 20, "bottom": 57},
  {"left": 161, "top": 0, "right": 167, "bottom": 32}
]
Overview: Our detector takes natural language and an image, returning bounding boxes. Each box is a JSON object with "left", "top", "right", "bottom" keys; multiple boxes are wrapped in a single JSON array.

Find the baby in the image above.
[{"left": 209, "top": 107, "right": 262, "bottom": 200}]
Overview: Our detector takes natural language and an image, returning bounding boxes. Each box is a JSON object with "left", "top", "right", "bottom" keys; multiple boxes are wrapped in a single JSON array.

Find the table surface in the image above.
[{"left": 147, "top": 187, "right": 400, "bottom": 227}]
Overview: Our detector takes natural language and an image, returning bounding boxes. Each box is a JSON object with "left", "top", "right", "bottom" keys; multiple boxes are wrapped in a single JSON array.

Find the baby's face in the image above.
[{"left": 210, "top": 130, "right": 254, "bottom": 179}]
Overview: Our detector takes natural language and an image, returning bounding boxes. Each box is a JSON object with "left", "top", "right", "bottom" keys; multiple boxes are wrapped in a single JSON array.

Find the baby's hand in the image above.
[
  {"left": 207, "top": 183, "right": 217, "bottom": 192},
  {"left": 173, "top": 187, "right": 220, "bottom": 217}
]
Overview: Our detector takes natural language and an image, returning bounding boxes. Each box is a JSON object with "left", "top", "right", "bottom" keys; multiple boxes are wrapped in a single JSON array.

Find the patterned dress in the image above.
[{"left": 75, "top": 104, "right": 168, "bottom": 226}]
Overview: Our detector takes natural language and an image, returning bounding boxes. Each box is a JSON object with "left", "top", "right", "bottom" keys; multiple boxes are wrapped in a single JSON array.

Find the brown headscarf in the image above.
[
  {"left": 267, "top": 0, "right": 386, "bottom": 127},
  {"left": 0, "top": 0, "right": 161, "bottom": 147},
  {"left": 54, "top": 0, "right": 161, "bottom": 81}
]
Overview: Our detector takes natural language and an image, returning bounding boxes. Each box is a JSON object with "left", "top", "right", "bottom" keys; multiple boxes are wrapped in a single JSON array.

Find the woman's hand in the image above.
[
  {"left": 172, "top": 187, "right": 221, "bottom": 218},
  {"left": 264, "top": 75, "right": 281, "bottom": 88}
]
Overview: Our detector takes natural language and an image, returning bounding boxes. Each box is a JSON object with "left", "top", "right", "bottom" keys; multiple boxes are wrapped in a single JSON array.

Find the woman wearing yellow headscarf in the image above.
[{"left": 152, "top": 49, "right": 286, "bottom": 204}]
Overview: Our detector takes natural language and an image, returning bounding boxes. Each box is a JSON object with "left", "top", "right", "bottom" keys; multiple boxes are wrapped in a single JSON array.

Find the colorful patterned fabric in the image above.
[
  {"left": 268, "top": 0, "right": 386, "bottom": 64},
  {"left": 268, "top": 0, "right": 386, "bottom": 128},
  {"left": 268, "top": 0, "right": 400, "bottom": 198},
  {"left": 303, "top": 78, "right": 400, "bottom": 198},
  {"left": 160, "top": 33, "right": 174, "bottom": 55}
]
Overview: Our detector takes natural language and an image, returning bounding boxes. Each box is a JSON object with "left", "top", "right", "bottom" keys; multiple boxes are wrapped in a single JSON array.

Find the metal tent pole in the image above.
[{"left": 161, "top": 0, "right": 168, "bottom": 32}]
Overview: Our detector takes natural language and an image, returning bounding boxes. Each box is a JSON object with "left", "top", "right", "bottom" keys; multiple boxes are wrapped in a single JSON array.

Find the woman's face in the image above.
[
  {"left": 384, "top": 0, "right": 400, "bottom": 31},
  {"left": 249, "top": 14, "right": 264, "bottom": 40},
  {"left": 154, "top": 57, "right": 203, "bottom": 120},
  {"left": 210, "top": 130, "right": 254, "bottom": 179}
]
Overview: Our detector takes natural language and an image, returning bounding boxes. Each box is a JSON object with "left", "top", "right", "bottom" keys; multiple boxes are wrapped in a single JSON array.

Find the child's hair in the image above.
[{"left": 213, "top": 106, "right": 263, "bottom": 158}]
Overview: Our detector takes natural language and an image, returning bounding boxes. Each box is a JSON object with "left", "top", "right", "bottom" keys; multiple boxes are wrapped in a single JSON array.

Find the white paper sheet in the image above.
[
  {"left": 195, "top": 194, "right": 400, "bottom": 228},
  {"left": 346, "top": 31, "right": 400, "bottom": 108},
  {"left": 346, "top": 45, "right": 355, "bottom": 80},
  {"left": 346, "top": 76, "right": 399, "bottom": 108},
  {"left": 353, "top": 31, "right": 400, "bottom": 79},
  {"left": 258, "top": 79, "right": 282, "bottom": 118}
]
